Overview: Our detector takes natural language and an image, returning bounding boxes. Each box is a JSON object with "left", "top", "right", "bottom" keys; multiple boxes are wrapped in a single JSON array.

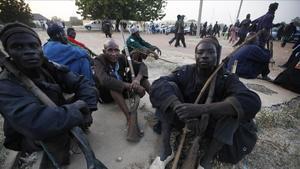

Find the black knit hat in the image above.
[
  {"left": 47, "top": 23, "right": 65, "bottom": 38},
  {"left": 0, "top": 22, "right": 41, "bottom": 50}
]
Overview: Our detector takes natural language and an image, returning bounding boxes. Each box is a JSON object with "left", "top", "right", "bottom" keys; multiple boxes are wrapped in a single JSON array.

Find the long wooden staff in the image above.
[
  {"left": 181, "top": 75, "right": 217, "bottom": 169},
  {"left": 120, "top": 24, "right": 142, "bottom": 142},
  {"left": 171, "top": 29, "right": 264, "bottom": 169}
]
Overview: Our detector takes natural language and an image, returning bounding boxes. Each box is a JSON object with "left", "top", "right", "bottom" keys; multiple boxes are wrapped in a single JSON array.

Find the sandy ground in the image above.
[{"left": 1, "top": 29, "right": 299, "bottom": 169}]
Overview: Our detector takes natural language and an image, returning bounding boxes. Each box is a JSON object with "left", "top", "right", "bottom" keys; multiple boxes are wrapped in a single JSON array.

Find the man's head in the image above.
[
  {"left": 47, "top": 23, "right": 68, "bottom": 44},
  {"left": 245, "top": 32, "right": 257, "bottom": 45},
  {"left": 269, "top": 2, "right": 279, "bottom": 13},
  {"left": 246, "top": 14, "right": 251, "bottom": 19},
  {"left": 177, "top": 15, "right": 181, "bottom": 20},
  {"left": 67, "top": 27, "right": 76, "bottom": 39},
  {"left": 0, "top": 22, "right": 43, "bottom": 69},
  {"left": 103, "top": 39, "right": 120, "bottom": 63},
  {"left": 130, "top": 25, "right": 139, "bottom": 36},
  {"left": 195, "top": 36, "right": 221, "bottom": 71}
]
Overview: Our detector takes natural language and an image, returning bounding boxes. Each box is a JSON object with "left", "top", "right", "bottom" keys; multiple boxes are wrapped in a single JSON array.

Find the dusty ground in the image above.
[{"left": 0, "top": 29, "right": 299, "bottom": 169}]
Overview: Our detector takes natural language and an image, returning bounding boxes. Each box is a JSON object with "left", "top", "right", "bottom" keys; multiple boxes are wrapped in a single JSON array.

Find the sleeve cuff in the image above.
[
  {"left": 160, "top": 95, "right": 179, "bottom": 113},
  {"left": 225, "top": 96, "right": 245, "bottom": 121}
]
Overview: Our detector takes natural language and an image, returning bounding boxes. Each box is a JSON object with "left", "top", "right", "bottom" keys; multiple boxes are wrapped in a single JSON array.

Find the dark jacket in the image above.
[
  {"left": 238, "top": 18, "right": 251, "bottom": 36},
  {"left": 274, "top": 47, "right": 300, "bottom": 94},
  {"left": 226, "top": 44, "right": 271, "bottom": 78},
  {"left": 0, "top": 60, "right": 98, "bottom": 151},
  {"left": 150, "top": 64, "right": 261, "bottom": 163},
  {"left": 150, "top": 64, "right": 261, "bottom": 122},
  {"left": 252, "top": 11, "right": 275, "bottom": 32},
  {"left": 126, "top": 34, "right": 154, "bottom": 53},
  {"left": 94, "top": 54, "right": 148, "bottom": 93}
]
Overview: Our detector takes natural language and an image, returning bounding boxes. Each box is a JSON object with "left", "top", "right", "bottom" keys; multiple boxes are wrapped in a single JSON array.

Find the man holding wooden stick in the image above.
[
  {"left": 149, "top": 36, "right": 261, "bottom": 169},
  {"left": 0, "top": 22, "right": 98, "bottom": 167},
  {"left": 94, "top": 39, "right": 150, "bottom": 141}
]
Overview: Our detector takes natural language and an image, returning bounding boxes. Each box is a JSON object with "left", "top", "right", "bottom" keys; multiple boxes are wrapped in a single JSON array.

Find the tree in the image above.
[
  {"left": 292, "top": 17, "right": 300, "bottom": 27},
  {"left": 0, "top": 0, "right": 33, "bottom": 25},
  {"left": 69, "top": 16, "right": 83, "bottom": 26},
  {"left": 75, "top": 0, "right": 166, "bottom": 31},
  {"left": 51, "top": 16, "right": 63, "bottom": 22}
]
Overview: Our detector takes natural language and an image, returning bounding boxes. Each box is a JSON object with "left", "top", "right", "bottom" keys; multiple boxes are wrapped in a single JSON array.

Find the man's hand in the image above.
[
  {"left": 168, "top": 99, "right": 182, "bottom": 112},
  {"left": 186, "top": 119, "right": 202, "bottom": 136},
  {"left": 133, "top": 85, "right": 146, "bottom": 97},
  {"left": 72, "top": 100, "right": 93, "bottom": 128},
  {"left": 175, "top": 103, "right": 205, "bottom": 120},
  {"left": 131, "top": 79, "right": 140, "bottom": 90},
  {"left": 149, "top": 52, "right": 159, "bottom": 60},
  {"left": 186, "top": 116, "right": 209, "bottom": 136},
  {"left": 153, "top": 46, "right": 162, "bottom": 56},
  {"left": 73, "top": 100, "right": 89, "bottom": 113},
  {"left": 126, "top": 82, "right": 146, "bottom": 97}
]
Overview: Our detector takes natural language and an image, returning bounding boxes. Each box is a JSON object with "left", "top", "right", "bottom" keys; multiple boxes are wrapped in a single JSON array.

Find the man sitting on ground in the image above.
[
  {"left": 0, "top": 22, "right": 97, "bottom": 167},
  {"left": 126, "top": 26, "right": 161, "bottom": 62},
  {"left": 280, "top": 41, "right": 300, "bottom": 68},
  {"left": 226, "top": 33, "right": 272, "bottom": 81},
  {"left": 67, "top": 27, "right": 97, "bottom": 58},
  {"left": 67, "top": 27, "right": 86, "bottom": 48},
  {"left": 94, "top": 39, "right": 150, "bottom": 137},
  {"left": 43, "top": 23, "right": 94, "bottom": 82},
  {"left": 274, "top": 44, "right": 300, "bottom": 94},
  {"left": 149, "top": 37, "right": 261, "bottom": 169}
]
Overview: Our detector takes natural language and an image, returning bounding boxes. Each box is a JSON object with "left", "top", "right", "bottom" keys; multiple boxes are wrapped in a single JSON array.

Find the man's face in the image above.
[
  {"left": 68, "top": 30, "right": 76, "bottom": 39},
  {"left": 6, "top": 33, "right": 43, "bottom": 69},
  {"left": 103, "top": 44, "right": 120, "bottom": 63},
  {"left": 195, "top": 42, "right": 218, "bottom": 70}
]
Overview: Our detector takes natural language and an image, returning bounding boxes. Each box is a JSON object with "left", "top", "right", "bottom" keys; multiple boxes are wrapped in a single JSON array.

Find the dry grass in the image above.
[
  {"left": 0, "top": 117, "right": 8, "bottom": 168},
  {"left": 213, "top": 97, "right": 300, "bottom": 169}
]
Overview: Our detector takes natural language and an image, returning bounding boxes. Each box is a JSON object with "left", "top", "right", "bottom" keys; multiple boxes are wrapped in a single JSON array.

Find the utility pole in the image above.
[
  {"left": 236, "top": 0, "right": 243, "bottom": 21},
  {"left": 196, "top": 0, "right": 203, "bottom": 36}
]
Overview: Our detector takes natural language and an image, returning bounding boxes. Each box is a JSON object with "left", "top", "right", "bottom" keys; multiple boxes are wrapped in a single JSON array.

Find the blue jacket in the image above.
[
  {"left": 43, "top": 40, "right": 94, "bottom": 82},
  {"left": 226, "top": 44, "right": 271, "bottom": 78},
  {"left": 0, "top": 61, "right": 97, "bottom": 151}
]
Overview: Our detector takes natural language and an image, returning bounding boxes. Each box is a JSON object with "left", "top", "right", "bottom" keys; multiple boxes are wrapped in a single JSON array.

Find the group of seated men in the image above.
[
  {"left": 225, "top": 32, "right": 300, "bottom": 94},
  {"left": 0, "top": 21, "right": 296, "bottom": 169}
]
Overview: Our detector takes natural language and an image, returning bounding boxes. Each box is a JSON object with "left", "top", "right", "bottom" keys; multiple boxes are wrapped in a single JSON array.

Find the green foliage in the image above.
[
  {"left": 292, "top": 17, "right": 300, "bottom": 27},
  {"left": 51, "top": 16, "right": 62, "bottom": 22},
  {"left": 0, "top": 0, "right": 33, "bottom": 25},
  {"left": 75, "top": 0, "right": 166, "bottom": 21},
  {"left": 69, "top": 17, "right": 83, "bottom": 26}
]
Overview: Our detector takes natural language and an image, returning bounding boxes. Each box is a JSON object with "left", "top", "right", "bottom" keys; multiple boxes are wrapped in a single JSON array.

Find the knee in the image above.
[{"left": 110, "top": 90, "right": 124, "bottom": 100}]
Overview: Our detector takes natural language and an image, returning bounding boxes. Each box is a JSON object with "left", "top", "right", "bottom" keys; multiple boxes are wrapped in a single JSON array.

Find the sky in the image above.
[{"left": 25, "top": 0, "right": 300, "bottom": 24}]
